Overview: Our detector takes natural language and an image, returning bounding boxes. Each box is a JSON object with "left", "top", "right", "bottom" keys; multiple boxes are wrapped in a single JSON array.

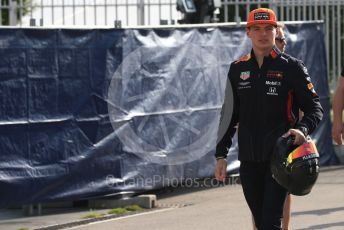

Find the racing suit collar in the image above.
[
  {"left": 270, "top": 45, "right": 282, "bottom": 59},
  {"left": 250, "top": 46, "right": 282, "bottom": 61}
]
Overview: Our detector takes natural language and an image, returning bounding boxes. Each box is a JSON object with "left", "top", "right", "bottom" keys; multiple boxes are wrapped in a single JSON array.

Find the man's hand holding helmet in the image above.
[{"left": 282, "top": 128, "right": 307, "bottom": 146}]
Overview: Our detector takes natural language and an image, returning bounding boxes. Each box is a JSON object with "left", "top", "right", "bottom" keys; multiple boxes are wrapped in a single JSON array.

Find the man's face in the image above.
[
  {"left": 276, "top": 27, "right": 287, "bottom": 52},
  {"left": 246, "top": 24, "right": 276, "bottom": 50}
]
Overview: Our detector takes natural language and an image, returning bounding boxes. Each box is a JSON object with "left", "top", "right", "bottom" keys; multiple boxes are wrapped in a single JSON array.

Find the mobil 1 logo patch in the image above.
[
  {"left": 265, "top": 80, "right": 281, "bottom": 86},
  {"left": 254, "top": 12, "right": 270, "bottom": 20}
]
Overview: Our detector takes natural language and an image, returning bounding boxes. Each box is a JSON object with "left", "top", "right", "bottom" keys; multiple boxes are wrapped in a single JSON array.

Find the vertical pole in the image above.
[
  {"left": 9, "top": 0, "right": 17, "bottom": 26},
  {"left": 297, "top": 0, "right": 301, "bottom": 20},
  {"left": 40, "top": 0, "right": 43, "bottom": 23},
  {"left": 246, "top": 0, "right": 250, "bottom": 21},
  {"left": 280, "top": 0, "right": 285, "bottom": 21},
  {"left": 94, "top": 0, "right": 97, "bottom": 25},
  {"left": 325, "top": 0, "right": 330, "bottom": 83},
  {"left": 270, "top": 0, "right": 278, "bottom": 19},
  {"left": 291, "top": 0, "right": 295, "bottom": 21},
  {"left": 0, "top": 0, "right": 2, "bottom": 25},
  {"left": 30, "top": 18, "right": 36, "bottom": 26},
  {"left": 137, "top": 0, "right": 145, "bottom": 25},
  {"left": 62, "top": 0, "right": 65, "bottom": 25},
  {"left": 115, "top": 0, "right": 118, "bottom": 22},
  {"left": 235, "top": 0, "right": 240, "bottom": 25},
  {"left": 126, "top": 0, "right": 129, "bottom": 26},
  {"left": 331, "top": 4, "right": 335, "bottom": 84},
  {"left": 105, "top": 0, "right": 108, "bottom": 25},
  {"left": 29, "top": 204, "right": 34, "bottom": 216},
  {"left": 52, "top": 0, "right": 55, "bottom": 25},
  {"left": 37, "top": 203, "right": 42, "bottom": 215},
  {"left": 19, "top": 0, "right": 23, "bottom": 26},
  {"left": 337, "top": 3, "right": 341, "bottom": 79},
  {"left": 73, "top": 0, "right": 76, "bottom": 25},
  {"left": 170, "top": 0, "right": 172, "bottom": 25},
  {"left": 147, "top": 0, "right": 150, "bottom": 25},
  {"left": 314, "top": 0, "right": 318, "bottom": 20},
  {"left": 302, "top": 0, "right": 306, "bottom": 21},
  {"left": 159, "top": 0, "right": 162, "bottom": 24},
  {"left": 224, "top": 0, "right": 228, "bottom": 22}
]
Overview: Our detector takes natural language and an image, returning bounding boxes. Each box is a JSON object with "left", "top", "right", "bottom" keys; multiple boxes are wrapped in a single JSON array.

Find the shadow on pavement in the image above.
[
  {"left": 292, "top": 206, "right": 344, "bottom": 216},
  {"left": 295, "top": 221, "right": 344, "bottom": 230}
]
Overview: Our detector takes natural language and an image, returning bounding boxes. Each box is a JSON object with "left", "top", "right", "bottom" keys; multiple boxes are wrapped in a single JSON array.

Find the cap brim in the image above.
[{"left": 246, "top": 21, "right": 277, "bottom": 27}]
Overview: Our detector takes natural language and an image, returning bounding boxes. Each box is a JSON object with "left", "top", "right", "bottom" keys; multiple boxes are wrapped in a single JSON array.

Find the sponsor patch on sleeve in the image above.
[
  {"left": 307, "top": 82, "right": 317, "bottom": 94},
  {"left": 240, "top": 71, "right": 250, "bottom": 80},
  {"left": 302, "top": 66, "right": 309, "bottom": 75},
  {"left": 307, "top": 83, "right": 314, "bottom": 90}
]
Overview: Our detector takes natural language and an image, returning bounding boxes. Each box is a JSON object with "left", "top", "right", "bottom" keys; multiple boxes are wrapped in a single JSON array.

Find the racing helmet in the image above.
[{"left": 270, "top": 136, "right": 320, "bottom": 196}]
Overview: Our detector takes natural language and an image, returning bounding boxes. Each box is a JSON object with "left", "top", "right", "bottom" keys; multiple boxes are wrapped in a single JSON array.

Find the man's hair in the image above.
[
  {"left": 276, "top": 22, "right": 285, "bottom": 38},
  {"left": 277, "top": 22, "right": 285, "bottom": 29}
]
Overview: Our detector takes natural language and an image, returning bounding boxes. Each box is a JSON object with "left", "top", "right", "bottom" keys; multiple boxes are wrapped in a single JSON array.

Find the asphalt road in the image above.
[{"left": 67, "top": 166, "right": 344, "bottom": 230}]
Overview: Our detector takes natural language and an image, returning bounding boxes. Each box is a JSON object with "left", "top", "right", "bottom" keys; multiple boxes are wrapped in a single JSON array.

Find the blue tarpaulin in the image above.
[{"left": 0, "top": 22, "right": 337, "bottom": 208}]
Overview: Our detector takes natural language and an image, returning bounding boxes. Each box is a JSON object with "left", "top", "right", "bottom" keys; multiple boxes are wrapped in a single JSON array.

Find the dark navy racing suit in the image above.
[{"left": 216, "top": 46, "right": 323, "bottom": 229}]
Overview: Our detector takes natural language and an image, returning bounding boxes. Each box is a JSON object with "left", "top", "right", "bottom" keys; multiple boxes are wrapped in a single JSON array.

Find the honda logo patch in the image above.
[{"left": 267, "top": 87, "right": 278, "bottom": 96}]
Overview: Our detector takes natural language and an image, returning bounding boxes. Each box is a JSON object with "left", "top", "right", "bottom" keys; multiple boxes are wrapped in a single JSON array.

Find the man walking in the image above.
[{"left": 215, "top": 8, "right": 323, "bottom": 229}]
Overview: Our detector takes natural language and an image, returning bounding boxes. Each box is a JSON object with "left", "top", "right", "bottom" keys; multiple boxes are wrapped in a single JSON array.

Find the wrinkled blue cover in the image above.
[{"left": 0, "top": 23, "right": 337, "bottom": 208}]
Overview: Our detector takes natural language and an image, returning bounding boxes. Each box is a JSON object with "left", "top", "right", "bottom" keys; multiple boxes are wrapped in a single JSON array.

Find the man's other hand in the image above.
[
  {"left": 215, "top": 158, "right": 227, "bottom": 182},
  {"left": 332, "top": 121, "right": 344, "bottom": 145}
]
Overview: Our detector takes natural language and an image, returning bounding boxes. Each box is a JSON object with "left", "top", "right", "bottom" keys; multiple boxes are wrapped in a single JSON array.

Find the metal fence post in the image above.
[
  {"left": 270, "top": 0, "right": 278, "bottom": 17},
  {"left": 235, "top": 0, "right": 240, "bottom": 25},
  {"left": 30, "top": 18, "right": 36, "bottom": 26},
  {"left": 9, "top": 0, "right": 17, "bottom": 26},
  {"left": 138, "top": 0, "right": 145, "bottom": 25},
  {"left": 0, "top": 0, "right": 2, "bottom": 26},
  {"left": 114, "top": 20, "right": 122, "bottom": 28}
]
